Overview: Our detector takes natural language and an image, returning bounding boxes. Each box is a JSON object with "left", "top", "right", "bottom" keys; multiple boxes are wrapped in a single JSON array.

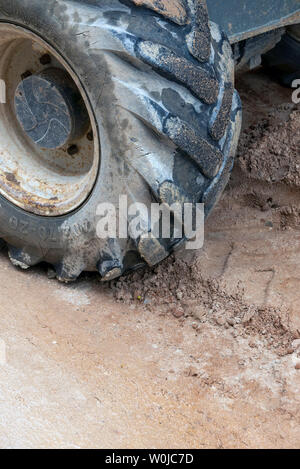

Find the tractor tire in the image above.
[
  {"left": 0, "top": 0, "right": 241, "bottom": 282},
  {"left": 262, "top": 25, "right": 300, "bottom": 87}
]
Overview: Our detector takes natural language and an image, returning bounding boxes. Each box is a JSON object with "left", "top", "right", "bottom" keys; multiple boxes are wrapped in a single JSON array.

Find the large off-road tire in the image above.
[
  {"left": 0, "top": 0, "right": 241, "bottom": 282},
  {"left": 262, "top": 25, "right": 300, "bottom": 87}
]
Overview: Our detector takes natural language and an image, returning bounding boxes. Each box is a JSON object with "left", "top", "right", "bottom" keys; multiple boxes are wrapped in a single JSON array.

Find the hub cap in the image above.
[{"left": 15, "top": 68, "right": 89, "bottom": 150}]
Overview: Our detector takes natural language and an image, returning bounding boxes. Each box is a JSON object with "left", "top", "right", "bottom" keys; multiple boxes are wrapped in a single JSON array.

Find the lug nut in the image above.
[
  {"left": 87, "top": 130, "right": 93, "bottom": 141},
  {"left": 67, "top": 144, "right": 79, "bottom": 156},
  {"left": 39, "top": 53, "right": 51, "bottom": 65}
]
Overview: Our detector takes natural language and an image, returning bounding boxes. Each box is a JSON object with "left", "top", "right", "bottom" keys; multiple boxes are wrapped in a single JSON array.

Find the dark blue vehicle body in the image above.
[{"left": 206, "top": 0, "right": 300, "bottom": 42}]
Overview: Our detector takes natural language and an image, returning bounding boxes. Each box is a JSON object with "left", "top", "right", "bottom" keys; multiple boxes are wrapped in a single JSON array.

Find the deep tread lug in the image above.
[
  {"left": 55, "top": 259, "right": 85, "bottom": 283},
  {"left": 137, "top": 41, "right": 218, "bottom": 105},
  {"left": 165, "top": 117, "right": 223, "bottom": 178},
  {"left": 98, "top": 259, "right": 123, "bottom": 282},
  {"left": 138, "top": 233, "right": 168, "bottom": 266},
  {"left": 203, "top": 93, "right": 242, "bottom": 215},
  {"left": 159, "top": 180, "right": 191, "bottom": 206},
  {"left": 8, "top": 245, "right": 43, "bottom": 270},
  {"left": 187, "top": 1, "right": 211, "bottom": 63},
  {"left": 210, "top": 83, "right": 234, "bottom": 141}
]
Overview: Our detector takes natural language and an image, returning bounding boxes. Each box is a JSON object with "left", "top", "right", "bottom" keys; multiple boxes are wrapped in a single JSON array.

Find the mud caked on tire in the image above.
[{"left": 0, "top": 0, "right": 241, "bottom": 281}]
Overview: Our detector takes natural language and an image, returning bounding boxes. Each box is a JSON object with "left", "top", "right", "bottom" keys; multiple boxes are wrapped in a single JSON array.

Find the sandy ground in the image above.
[{"left": 0, "top": 68, "right": 300, "bottom": 449}]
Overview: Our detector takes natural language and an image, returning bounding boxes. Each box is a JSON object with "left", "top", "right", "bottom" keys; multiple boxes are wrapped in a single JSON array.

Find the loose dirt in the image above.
[
  {"left": 0, "top": 68, "right": 299, "bottom": 448},
  {"left": 113, "top": 70, "right": 300, "bottom": 351}
]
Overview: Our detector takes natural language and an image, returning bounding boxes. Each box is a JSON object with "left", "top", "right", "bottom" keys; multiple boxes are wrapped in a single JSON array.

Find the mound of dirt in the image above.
[
  {"left": 238, "top": 107, "right": 300, "bottom": 186},
  {"left": 112, "top": 254, "right": 296, "bottom": 356}
]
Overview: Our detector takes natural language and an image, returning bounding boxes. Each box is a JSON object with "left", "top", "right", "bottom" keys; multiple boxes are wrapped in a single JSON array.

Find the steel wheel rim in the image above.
[{"left": 0, "top": 23, "right": 100, "bottom": 216}]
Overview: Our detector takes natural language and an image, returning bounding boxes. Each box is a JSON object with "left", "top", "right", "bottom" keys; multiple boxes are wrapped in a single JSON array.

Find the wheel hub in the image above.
[
  {"left": 0, "top": 23, "right": 99, "bottom": 216},
  {"left": 14, "top": 68, "right": 89, "bottom": 149}
]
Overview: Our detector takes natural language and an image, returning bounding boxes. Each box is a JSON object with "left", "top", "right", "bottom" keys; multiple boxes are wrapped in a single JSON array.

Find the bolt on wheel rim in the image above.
[{"left": 0, "top": 23, "right": 100, "bottom": 216}]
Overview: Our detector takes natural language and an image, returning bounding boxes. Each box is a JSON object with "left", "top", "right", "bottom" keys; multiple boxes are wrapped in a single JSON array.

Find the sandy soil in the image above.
[{"left": 0, "top": 68, "right": 299, "bottom": 449}]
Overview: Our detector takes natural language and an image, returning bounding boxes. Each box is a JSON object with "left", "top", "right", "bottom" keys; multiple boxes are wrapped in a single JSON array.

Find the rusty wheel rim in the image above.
[{"left": 0, "top": 23, "right": 99, "bottom": 216}]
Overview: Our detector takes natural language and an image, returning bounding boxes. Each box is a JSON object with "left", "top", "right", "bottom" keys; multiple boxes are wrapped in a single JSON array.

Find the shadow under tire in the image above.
[{"left": 262, "top": 27, "right": 300, "bottom": 87}]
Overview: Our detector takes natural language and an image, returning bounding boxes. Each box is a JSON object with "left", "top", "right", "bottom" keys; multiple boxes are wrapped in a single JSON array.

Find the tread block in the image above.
[
  {"left": 137, "top": 41, "right": 219, "bottom": 105},
  {"left": 55, "top": 254, "right": 87, "bottom": 283},
  {"left": 187, "top": 1, "right": 211, "bottom": 62},
  {"left": 8, "top": 245, "right": 43, "bottom": 269},
  {"left": 164, "top": 116, "right": 223, "bottom": 178},
  {"left": 159, "top": 180, "right": 191, "bottom": 206},
  {"left": 204, "top": 98, "right": 242, "bottom": 214},
  {"left": 99, "top": 263, "right": 123, "bottom": 281},
  {"left": 210, "top": 83, "right": 234, "bottom": 141},
  {"left": 138, "top": 233, "right": 168, "bottom": 266}
]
